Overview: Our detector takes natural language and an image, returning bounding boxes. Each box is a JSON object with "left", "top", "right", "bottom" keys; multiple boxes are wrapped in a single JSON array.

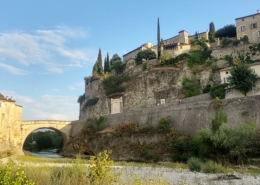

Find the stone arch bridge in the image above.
[{"left": 20, "top": 120, "right": 72, "bottom": 154}]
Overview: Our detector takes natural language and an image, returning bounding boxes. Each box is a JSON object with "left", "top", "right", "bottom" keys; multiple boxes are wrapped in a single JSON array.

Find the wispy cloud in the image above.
[
  {"left": 0, "top": 25, "right": 96, "bottom": 74},
  {"left": 0, "top": 63, "right": 26, "bottom": 75},
  {"left": 1, "top": 90, "right": 78, "bottom": 120},
  {"left": 68, "top": 82, "right": 85, "bottom": 91}
]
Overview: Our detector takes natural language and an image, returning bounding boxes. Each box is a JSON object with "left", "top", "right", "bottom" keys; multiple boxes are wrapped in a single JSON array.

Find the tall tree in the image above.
[
  {"left": 230, "top": 61, "right": 258, "bottom": 96},
  {"left": 157, "top": 17, "right": 161, "bottom": 58},
  {"left": 209, "top": 22, "right": 216, "bottom": 42},
  {"left": 104, "top": 56, "right": 108, "bottom": 73},
  {"left": 107, "top": 52, "right": 111, "bottom": 72},
  {"left": 97, "top": 48, "right": 103, "bottom": 75}
]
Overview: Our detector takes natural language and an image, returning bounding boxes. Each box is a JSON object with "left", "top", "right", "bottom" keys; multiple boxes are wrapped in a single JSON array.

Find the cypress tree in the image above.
[
  {"left": 107, "top": 52, "right": 111, "bottom": 72},
  {"left": 104, "top": 56, "right": 108, "bottom": 73},
  {"left": 209, "top": 22, "right": 216, "bottom": 42},
  {"left": 157, "top": 17, "right": 161, "bottom": 58},
  {"left": 97, "top": 48, "right": 103, "bottom": 75}
]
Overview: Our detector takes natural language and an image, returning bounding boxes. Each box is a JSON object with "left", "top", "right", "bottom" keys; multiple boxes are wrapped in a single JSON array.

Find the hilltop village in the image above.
[
  {"left": 1, "top": 11, "right": 260, "bottom": 162},
  {"left": 79, "top": 11, "right": 260, "bottom": 120}
]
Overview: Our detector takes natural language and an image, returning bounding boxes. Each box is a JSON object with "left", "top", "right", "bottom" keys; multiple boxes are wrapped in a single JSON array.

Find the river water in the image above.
[{"left": 31, "top": 152, "right": 63, "bottom": 158}]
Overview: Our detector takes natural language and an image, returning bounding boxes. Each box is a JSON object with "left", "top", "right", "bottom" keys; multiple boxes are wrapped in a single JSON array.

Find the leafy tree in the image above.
[
  {"left": 110, "top": 54, "right": 121, "bottom": 66},
  {"left": 157, "top": 17, "right": 161, "bottom": 58},
  {"left": 104, "top": 57, "right": 110, "bottom": 73},
  {"left": 112, "top": 61, "right": 125, "bottom": 75},
  {"left": 215, "top": 24, "right": 236, "bottom": 38},
  {"left": 135, "top": 49, "right": 156, "bottom": 65},
  {"left": 209, "top": 22, "right": 216, "bottom": 42},
  {"left": 182, "top": 77, "right": 200, "bottom": 97},
  {"left": 210, "top": 83, "right": 229, "bottom": 99},
  {"left": 230, "top": 62, "right": 258, "bottom": 96}
]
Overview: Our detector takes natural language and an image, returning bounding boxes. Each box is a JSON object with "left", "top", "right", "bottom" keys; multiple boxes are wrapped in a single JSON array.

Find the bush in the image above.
[
  {"left": 224, "top": 55, "right": 233, "bottom": 66},
  {"left": 77, "top": 93, "right": 85, "bottom": 104},
  {"left": 187, "top": 157, "right": 202, "bottom": 172},
  {"left": 221, "top": 38, "right": 233, "bottom": 47},
  {"left": 171, "top": 137, "right": 199, "bottom": 162},
  {"left": 157, "top": 116, "right": 171, "bottom": 133},
  {"left": 202, "top": 84, "right": 211, "bottom": 93},
  {"left": 211, "top": 109, "right": 227, "bottom": 133},
  {"left": 142, "top": 63, "right": 147, "bottom": 71},
  {"left": 85, "top": 116, "right": 107, "bottom": 135},
  {"left": 84, "top": 98, "right": 99, "bottom": 108},
  {"left": 240, "top": 35, "right": 249, "bottom": 44},
  {"left": 182, "top": 77, "right": 201, "bottom": 98},
  {"left": 210, "top": 83, "right": 229, "bottom": 99},
  {"left": 202, "top": 160, "right": 232, "bottom": 173},
  {"left": 102, "top": 75, "right": 129, "bottom": 95},
  {"left": 233, "top": 39, "right": 240, "bottom": 46},
  {"left": 135, "top": 49, "right": 156, "bottom": 65}
]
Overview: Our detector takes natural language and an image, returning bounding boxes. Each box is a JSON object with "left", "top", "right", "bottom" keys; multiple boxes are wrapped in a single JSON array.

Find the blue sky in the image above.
[{"left": 0, "top": 1, "right": 259, "bottom": 120}]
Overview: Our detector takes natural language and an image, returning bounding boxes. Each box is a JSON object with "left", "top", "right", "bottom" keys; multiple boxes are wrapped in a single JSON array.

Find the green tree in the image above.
[
  {"left": 112, "top": 61, "right": 125, "bottom": 75},
  {"left": 209, "top": 22, "right": 216, "bottom": 42},
  {"left": 135, "top": 49, "right": 156, "bottom": 65},
  {"left": 110, "top": 54, "right": 121, "bottom": 66},
  {"left": 104, "top": 57, "right": 110, "bottom": 73},
  {"left": 182, "top": 77, "right": 200, "bottom": 97},
  {"left": 96, "top": 48, "right": 103, "bottom": 75},
  {"left": 157, "top": 17, "right": 161, "bottom": 58},
  {"left": 230, "top": 62, "right": 258, "bottom": 96},
  {"left": 215, "top": 24, "right": 236, "bottom": 38},
  {"left": 107, "top": 52, "right": 111, "bottom": 72}
]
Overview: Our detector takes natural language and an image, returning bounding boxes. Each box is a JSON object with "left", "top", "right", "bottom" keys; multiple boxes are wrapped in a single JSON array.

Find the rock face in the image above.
[{"left": 79, "top": 64, "right": 215, "bottom": 120}]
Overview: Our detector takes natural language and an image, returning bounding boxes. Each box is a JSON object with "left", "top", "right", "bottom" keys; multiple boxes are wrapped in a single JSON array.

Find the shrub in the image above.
[
  {"left": 171, "top": 137, "right": 199, "bottom": 162},
  {"left": 210, "top": 83, "right": 229, "bottom": 99},
  {"left": 202, "top": 84, "right": 211, "bottom": 93},
  {"left": 233, "top": 39, "right": 240, "bottom": 46},
  {"left": 157, "top": 116, "right": 171, "bottom": 133},
  {"left": 77, "top": 93, "right": 85, "bottom": 104},
  {"left": 211, "top": 109, "right": 227, "bottom": 133},
  {"left": 85, "top": 116, "right": 107, "bottom": 134},
  {"left": 182, "top": 77, "right": 200, "bottom": 98},
  {"left": 142, "top": 63, "right": 147, "bottom": 71},
  {"left": 138, "top": 144, "right": 161, "bottom": 162},
  {"left": 102, "top": 75, "right": 129, "bottom": 95},
  {"left": 84, "top": 98, "right": 99, "bottom": 108},
  {"left": 201, "top": 160, "right": 232, "bottom": 173},
  {"left": 240, "top": 35, "right": 249, "bottom": 44},
  {"left": 135, "top": 49, "right": 156, "bottom": 65},
  {"left": 187, "top": 157, "right": 202, "bottom": 172},
  {"left": 224, "top": 55, "right": 233, "bottom": 66},
  {"left": 221, "top": 38, "right": 233, "bottom": 47}
]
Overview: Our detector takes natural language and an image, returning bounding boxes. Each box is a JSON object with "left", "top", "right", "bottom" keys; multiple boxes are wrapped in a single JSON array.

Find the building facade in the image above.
[
  {"left": 235, "top": 11, "right": 260, "bottom": 43},
  {"left": 0, "top": 93, "right": 23, "bottom": 154}
]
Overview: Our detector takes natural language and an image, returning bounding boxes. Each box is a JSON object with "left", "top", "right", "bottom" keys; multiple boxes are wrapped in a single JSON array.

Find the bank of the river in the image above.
[{"left": 1, "top": 156, "right": 260, "bottom": 185}]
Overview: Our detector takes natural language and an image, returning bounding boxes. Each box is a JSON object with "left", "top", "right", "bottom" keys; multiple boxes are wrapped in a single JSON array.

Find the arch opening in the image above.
[{"left": 22, "top": 128, "right": 65, "bottom": 155}]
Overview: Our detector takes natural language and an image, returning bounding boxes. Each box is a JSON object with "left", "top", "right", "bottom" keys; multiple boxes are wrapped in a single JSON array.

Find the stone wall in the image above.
[
  {"left": 104, "top": 95, "right": 260, "bottom": 135},
  {"left": 211, "top": 44, "right": 260, "bottom": 60}
]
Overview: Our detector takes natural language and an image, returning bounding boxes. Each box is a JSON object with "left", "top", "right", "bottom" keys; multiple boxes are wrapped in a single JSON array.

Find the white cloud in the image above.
[
  {"left": 0, "top": 63, "right": 26, "bottom": 75},
  {"left": 1, "top": 90, "right": 78, "bottom": 121},
  {"left": 0, "top": 26, "right": 96, "bottom": 74},
  {"left": 68, "top": 82, "right": 85, "bottom": 91}
]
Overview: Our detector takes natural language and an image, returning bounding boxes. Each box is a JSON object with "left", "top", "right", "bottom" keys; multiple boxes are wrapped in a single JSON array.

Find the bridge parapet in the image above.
[{"left": 22, "top": 120, "right": 71, "bottom": 125}]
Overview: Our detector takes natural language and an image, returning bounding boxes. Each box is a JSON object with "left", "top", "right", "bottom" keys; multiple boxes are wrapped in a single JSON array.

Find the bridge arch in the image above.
[{"left": 20, "top": 120, "right": 72, "bottom": 154}]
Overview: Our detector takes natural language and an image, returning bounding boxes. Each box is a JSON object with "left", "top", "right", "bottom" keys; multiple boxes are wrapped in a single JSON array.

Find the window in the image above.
[
  {"left": 258, "top": 31, "right": 260, "bottom": 37},
  {"left": 224, "top": 77, "right": 230, "bottom": 83},
  {"left": 241, "top": 26, "right": 246, "bottom": 32},
  {"left": 251, "top": 23, "right": 257, "bottom": 29},
  {"left": 226, "top": 71, "right": 229, "bottom": 74}
]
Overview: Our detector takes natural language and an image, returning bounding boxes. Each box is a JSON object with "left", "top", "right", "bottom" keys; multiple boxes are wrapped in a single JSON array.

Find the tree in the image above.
[
  {"left": 104, "top": 56, "right": 110, "bottom": 73},
  {"left": 97, "top": 48, "right": 103, "bottom": 75},
  {"left": 112, "top": 61, "right": 125, "bottom": 75},
  {"left": 107, "top": 52, "right": 111, "bottom": 72},
  {"left": 157, "top": 17, "right": 161, "bottom": 58},
  {"left": 160, "top": 50, "right": 171, "bottom": 63},
  {"left": 215, "top": 24, "right": 236, "bottom": 38},
  {"left": 110, "top": 54, "right": 121, "bottom": 66},
  {"left": 209, "top": 22, "right": 216, "bottom": 42},
  {"left": 182, "top": 77, "right": 200, "bottom": 97},
  {"left": 135, "top": 49, "right": 156, "bottom": 65},
  {"left": 230, "top": 62, "right": 258, "bottom": 96}
]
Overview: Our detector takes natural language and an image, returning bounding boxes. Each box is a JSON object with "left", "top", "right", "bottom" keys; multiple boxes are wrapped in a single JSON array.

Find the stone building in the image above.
[
  {"left": 235, "top": 10, "right": 260, "bottom": 43},
  {"left": 220, "top": 62, "right": 260, "bottom": 99},
  {"left": 0, "top": 93, "right": 23, "bottom": 154},
  {"left": 123, "top": 42, "right": 155, "bottom": 69}
]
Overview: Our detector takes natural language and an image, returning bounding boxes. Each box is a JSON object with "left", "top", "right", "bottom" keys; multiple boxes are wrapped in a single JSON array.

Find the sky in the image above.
[{"left": 0, "top": 0, "right": 259, "bottom": 121}]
